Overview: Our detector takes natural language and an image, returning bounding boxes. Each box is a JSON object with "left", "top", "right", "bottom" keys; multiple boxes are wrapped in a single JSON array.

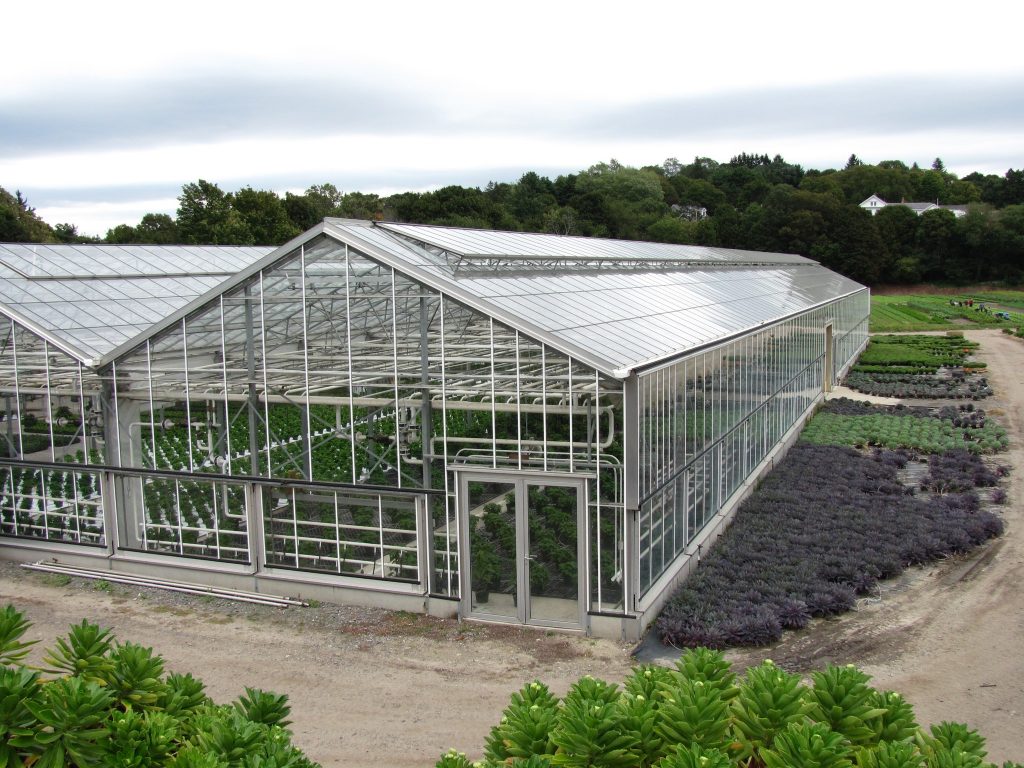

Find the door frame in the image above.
[
  {"left": 823, "top": 322, "right": 835, "bottom": 392},
  {"left": 456, "top": 469, "right": 588, "bottom": 631}
]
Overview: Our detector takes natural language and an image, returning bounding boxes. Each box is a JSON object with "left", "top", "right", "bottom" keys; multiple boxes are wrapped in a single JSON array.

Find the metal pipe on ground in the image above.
[{"left": 20, "top": 561, "right": 307, "bottom": 608}]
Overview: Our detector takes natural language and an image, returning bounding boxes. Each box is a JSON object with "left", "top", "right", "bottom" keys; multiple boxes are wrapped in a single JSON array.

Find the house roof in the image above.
[
  {"left": 898, "top": 202, "right": 938, "bottom": 213},
  {"left": 0, "top": 224, "right": 866, "bottom": 378}
]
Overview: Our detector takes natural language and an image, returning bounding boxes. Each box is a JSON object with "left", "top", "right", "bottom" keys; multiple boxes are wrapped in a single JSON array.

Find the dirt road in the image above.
[
  {"left": 2, "top": 328, "right": 1022, "bottom": 765},
  {"left": 0, "top": 568, "right": 634, "bottom": 766}
]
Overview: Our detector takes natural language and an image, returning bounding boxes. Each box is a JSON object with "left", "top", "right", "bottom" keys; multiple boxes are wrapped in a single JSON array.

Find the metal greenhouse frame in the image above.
[{"left": 0, "top": 221, "right": 869, "bottom": 639}]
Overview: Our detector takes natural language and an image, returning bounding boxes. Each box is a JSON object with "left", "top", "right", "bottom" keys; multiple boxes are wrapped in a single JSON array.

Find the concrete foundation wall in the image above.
[{"left": 0, "top": 538, "right": 459, "bottom": 618}]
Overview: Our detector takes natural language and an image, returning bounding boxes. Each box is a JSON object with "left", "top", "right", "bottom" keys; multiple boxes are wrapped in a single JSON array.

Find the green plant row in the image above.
[
  {"left": 0, "top": 604, "right": 319, "bottom": 768},
  {"left": 857, "top": 335, "right": 978, "bottom": 370},
  {"left": 801, "top": 412, "right": 1008, "bottom": 454},
  {"left": 852, "top": 364, "right": 937, "bottom": 375},
  {"left": 436, "top": 647, "right": 1020, "bottom": 768}
]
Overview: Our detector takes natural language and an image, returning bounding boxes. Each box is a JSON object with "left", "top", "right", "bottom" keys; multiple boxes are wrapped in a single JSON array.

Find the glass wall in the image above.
[
  {"left": 103, "top": 236, "right": 625, "bottom": 604},
  {"left": 0, "top": 316, "right": 106, "bottom": 546},
  {"left": 637, "top": 291, "right": 869, "bottom": 594}
]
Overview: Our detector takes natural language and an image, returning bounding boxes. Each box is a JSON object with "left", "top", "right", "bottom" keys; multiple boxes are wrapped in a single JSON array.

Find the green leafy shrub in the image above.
[
  {"left": 731, "top": 661, "right": 811, "bottom": 760},
  {"left": 0, "top": 605, "right": 320, "bottom": 768},
  {"left": 807, "top": 664, "right": 886, "bottom": 746},
  {"left": 483, "top": 681, "right": 560, "bottom": 764},
  {"left": 657, "top": 744, "right": 731, "bottom": 768},
  {"left": 548, "top": 677, "right": 638, "bottom": 767},
  {"left": 761, "top": 720, "right": 852, "bottom": 768},
  {"left": 435, "top": 649, "right": 1019, "bottom": 768},
  {"left": 0, "top": 603, "right": 37, "bottom": 664}
]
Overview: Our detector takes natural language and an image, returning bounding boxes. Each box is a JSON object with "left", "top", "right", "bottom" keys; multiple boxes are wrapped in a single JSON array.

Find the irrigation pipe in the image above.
[{"left": 21, "top": 561, "right": 307, "bottom": 608}]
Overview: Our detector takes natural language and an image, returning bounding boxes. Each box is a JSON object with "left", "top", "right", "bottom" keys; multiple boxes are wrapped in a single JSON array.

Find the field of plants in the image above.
[
  {"left": 0, "top": 604, "right": 319, "bottom": 768},
  {"left": 870, "top": 294, "right": 1022, "bottom": 333},
  {"left": 801, "top": 400, "right": 1008, "bottom": 454},
  {"left": 655, "top": 442, "right": 1004, "bottom": 649},
  {"left": 846, "top": 334, "right": 993, "bottom": 399},
  {"left": 435, "top": 646, "right": 1020, "bottom": 768}
]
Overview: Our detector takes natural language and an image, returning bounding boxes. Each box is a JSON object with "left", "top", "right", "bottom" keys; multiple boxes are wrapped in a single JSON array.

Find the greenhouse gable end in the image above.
[{"left": 0, "top": 221, "right": 868, "bottom": 639}]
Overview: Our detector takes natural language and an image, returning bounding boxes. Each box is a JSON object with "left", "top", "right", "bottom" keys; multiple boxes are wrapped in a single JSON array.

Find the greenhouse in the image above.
[{"left": 0, "top": 221, "right": 868, "bottom": 638}]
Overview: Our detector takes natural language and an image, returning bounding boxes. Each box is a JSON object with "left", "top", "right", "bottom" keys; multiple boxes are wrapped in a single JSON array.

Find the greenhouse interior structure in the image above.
[{"left": 0, "top": 221, "right": 869, "bottom": 639}]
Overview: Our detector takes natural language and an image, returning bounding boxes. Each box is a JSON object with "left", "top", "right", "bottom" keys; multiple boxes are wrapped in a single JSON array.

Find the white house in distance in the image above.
[{"left": 860, "top": 194, "right": 968, "bottom": 218}]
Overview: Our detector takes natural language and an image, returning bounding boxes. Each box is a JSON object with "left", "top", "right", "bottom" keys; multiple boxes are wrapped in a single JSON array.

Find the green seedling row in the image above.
[{"left": 801, "top": 412, "right": 1008, "bottom": 454}]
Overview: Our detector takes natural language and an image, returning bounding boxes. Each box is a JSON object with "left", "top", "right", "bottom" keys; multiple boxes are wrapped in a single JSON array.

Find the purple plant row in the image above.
[
  {"left": 656, "top": 443, "right": 1004, "bottom": 649},
  {"left": 845, "top": 371, "right": 993, "bottom": 400}
]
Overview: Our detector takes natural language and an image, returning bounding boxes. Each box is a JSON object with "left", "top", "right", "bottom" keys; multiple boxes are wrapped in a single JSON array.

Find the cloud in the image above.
[
  {"left": 0, "top": 75, "right": 443, "bottom": 156},
  {"left": 566, "top": 76, "right": 1024, "bottom": 141},
  {"left": 7, "top": 72, "right": 1022, "bottom": 166}
]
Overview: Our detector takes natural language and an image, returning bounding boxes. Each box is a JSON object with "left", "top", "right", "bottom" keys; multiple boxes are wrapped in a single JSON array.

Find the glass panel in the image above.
[
  {"left": 0, "top": 464, "right": 104, "bottom": 545},
  {"left": 263, "top": 487, "right": 417, "bottom": 579},
  {"left": 136, "top": 475, "right": 249, "bottom": 563},
  {"left": 526, "top": 483, "right": 579, "bottom": 624},
  {"left": 467, "top": 480, "right": 517, "bottom": 617}
]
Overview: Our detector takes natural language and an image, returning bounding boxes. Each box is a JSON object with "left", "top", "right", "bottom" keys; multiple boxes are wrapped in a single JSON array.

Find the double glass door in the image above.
[{"left": 459, "top": 473, "right": 585, "bottom": 629}]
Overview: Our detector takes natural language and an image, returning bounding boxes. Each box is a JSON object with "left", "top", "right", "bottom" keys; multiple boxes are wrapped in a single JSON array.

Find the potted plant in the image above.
[{"left": 470, "top": 531, "right": 500, "bottom": 604}]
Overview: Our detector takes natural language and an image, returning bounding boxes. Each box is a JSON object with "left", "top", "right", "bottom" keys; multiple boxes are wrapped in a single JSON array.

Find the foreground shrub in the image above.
[
  {"left": 0, "top": 605, "right": 319, "bottom": 768},
  {"left": 656, "top": 444, "right": 1004, "bottom": 649},
  {"left": 436, "top": 650, "right": 1022, "bottom": 768}
]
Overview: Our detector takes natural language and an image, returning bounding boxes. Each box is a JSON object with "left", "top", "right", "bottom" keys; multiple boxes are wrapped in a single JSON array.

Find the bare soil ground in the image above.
[
  {"left": 2, "top": 328, "right": 1022, "bottom": 765},
  {"left": 0, "top": 566, "right": 635, "bottom": 767}
]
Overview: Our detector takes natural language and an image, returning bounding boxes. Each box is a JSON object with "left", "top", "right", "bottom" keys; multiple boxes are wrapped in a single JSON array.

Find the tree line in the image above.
[{"left": 3, "top": 154, "right": 1024, "bottom": 287}]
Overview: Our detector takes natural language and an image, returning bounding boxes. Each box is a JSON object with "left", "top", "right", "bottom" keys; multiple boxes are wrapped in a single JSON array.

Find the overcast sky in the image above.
[{"left": 3, "top": 0, "right": 1022, "bottom": 237}]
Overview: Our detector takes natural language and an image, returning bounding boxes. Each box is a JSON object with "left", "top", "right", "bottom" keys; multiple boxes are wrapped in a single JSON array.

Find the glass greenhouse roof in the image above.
[
  {"left": 373, "top": 222, "right": 812, "bottom": 266},
  {"left": 327, "top": 221, "right": 866, "bottom": 377},
  {"left": 0, "top": 244, "right": 269, "bottom": 278},
  {"left": 0, "top": 224, "right": 864, "bottom": 377},
  {"left": 0, "top": 244, "right": 273, "bottom": 364}
]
